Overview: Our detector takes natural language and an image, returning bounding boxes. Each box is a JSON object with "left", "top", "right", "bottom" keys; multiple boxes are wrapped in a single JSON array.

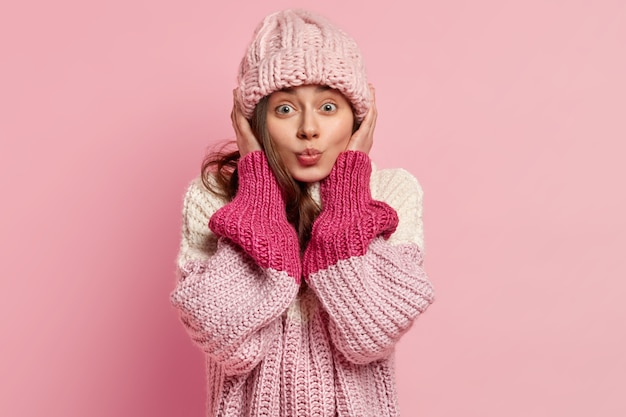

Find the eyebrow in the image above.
[{"left": 279, "top": 85, "right": 333, "bottom": 94}]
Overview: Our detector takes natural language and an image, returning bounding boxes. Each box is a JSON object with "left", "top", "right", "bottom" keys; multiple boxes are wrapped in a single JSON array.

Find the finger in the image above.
[
  {"left": 231, "top": 90, "right": 240, "bottom": 133},
  {"left": 367, "top": 84, "right": 377, "bottom": 129},
  {"left": 231, "top": 89, "right": 262, "bottom": 156},
  {"left": 232, "top": 91, "right": 252, "bottom": 140},
  {"left": 359, "top": 100, "right": 376, "bottom": 134},
  {"left": 347, "top": 85, "right": 377, "bottom": 153},
  {"left": 367, "top": 85, "right": 377, "bottom": 138},
  {"left": 231, "top": 89, "right": 247, "bottom": 152},
  {"left": 236, "top": 110, "right": 255, "bottom": 141}
]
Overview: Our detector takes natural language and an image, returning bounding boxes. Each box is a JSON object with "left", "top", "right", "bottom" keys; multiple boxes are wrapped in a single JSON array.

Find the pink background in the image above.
[{"left": 1, "top": 0, "right": 625, "bottom": 416}]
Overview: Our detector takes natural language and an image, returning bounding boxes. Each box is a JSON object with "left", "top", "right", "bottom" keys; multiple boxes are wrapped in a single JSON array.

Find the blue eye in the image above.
[
  {"left": 321, "top": 103, "right": 337, "bottom": 112},
  {"left": 276, "top": 105, "right": 293, "bottom": 114}
]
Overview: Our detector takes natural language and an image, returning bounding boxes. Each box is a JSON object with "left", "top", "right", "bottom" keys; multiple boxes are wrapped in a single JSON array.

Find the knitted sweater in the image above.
[{"left": 171, "top": 150, "right": 434, "bottom": 417}]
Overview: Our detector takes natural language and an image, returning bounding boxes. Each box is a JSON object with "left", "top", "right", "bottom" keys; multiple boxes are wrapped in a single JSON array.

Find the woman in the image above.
[{"left": 171, "top": 9, "right": 434, "bottom": 417}]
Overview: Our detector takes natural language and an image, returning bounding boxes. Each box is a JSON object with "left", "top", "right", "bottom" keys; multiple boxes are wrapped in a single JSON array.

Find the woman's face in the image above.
[{"left": 266, "top": 85, "right": 354, "bottom": 183}]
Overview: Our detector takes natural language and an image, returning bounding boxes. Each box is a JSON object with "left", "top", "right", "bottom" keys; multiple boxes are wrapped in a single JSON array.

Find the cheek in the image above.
[
  {"left": 266, "top": 122, "right": 289, "bottom": 152},
  {"left": 330, "top": 119, "right": 354, "bottom": 147},
  {"left": 269, "top": 136, "right": 291, "bottom": 157}
]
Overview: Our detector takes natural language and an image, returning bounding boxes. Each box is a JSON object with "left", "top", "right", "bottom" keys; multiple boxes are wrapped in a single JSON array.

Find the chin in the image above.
[{"left": 290, "top": 167, "right": 332, "bottom": 183}]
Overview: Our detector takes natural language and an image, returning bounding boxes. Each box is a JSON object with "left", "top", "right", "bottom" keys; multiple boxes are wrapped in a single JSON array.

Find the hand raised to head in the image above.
[
  {"left": 345, "top": 84, "right": 377, "bottom": 155},
  {"left": 231, "top": 89, "right": 262, "bottom": 157}
]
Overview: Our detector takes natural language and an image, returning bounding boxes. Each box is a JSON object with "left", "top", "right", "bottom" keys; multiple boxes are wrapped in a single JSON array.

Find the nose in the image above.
[{"left": 296, "top": 110, "right": 319, "bottom": 140}]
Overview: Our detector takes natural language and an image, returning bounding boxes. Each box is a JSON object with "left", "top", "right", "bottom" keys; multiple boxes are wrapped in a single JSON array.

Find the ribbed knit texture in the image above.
[
  {"left": 237, "top": 9, "right": 370, "bottom": 121},
  {"left": 171, "top": 152, "right": 434, "bottom": 417},
  {"left": 209, "top": 151, "right": 301, "bottom": 281},
  {"left": 307, "top": 239, "right": 433, "bottom": 364},
  {"left": 303, "top": 151, "right": 399, "bottom": 277}
]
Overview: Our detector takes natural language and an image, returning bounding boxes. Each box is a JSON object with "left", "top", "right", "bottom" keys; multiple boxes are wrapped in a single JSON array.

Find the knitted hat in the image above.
[{"left": 236, "top": 9, "right": 370, "bottom": 121}]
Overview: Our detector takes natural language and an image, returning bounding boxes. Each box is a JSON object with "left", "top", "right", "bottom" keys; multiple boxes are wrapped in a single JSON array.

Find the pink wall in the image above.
[{"left": 1, "top": 0, "right": 625, "bottom": 416}]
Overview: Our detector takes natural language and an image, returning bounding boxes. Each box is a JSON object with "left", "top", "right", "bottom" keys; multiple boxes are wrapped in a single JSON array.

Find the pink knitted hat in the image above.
[{"left": 237, "top": 9, "right": 371, "bottom": 121}]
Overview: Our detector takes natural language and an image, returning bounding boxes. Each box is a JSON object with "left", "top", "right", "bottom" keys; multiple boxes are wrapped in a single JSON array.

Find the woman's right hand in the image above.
[{"left": 231, "top": 89, "right": 262, "bottom": 157}]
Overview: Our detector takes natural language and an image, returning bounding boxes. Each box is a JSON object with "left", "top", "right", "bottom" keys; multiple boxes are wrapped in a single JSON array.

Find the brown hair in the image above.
[{"left": 201, "top": 97, "right": 321, "bottom": 252}]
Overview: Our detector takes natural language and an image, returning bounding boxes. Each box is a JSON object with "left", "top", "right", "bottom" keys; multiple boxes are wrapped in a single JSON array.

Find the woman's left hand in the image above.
[{"left": 346, "top": 84, "right": 377, "bottom": 154}]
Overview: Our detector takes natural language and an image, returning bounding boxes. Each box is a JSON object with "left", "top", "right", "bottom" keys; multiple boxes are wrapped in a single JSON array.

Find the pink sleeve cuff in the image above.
[
  {"left": 303, "top": 151, "right": 399, "bottom": 276},
  {"left": 209, "top": 151, "right": 301, "bottom": 280}
]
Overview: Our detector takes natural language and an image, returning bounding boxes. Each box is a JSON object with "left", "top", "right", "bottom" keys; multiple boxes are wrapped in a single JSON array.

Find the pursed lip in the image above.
[{"left": 297, "top": 149, "right": 322, "bottom": 166}]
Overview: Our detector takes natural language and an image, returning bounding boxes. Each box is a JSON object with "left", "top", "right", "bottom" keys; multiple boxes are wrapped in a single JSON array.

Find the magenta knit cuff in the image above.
[
  {"left": 209, "top": 151, "right": 301, "bottom": 280},
  {"left": 303, "top": 151, "right": 399, "bottom": 276}
]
